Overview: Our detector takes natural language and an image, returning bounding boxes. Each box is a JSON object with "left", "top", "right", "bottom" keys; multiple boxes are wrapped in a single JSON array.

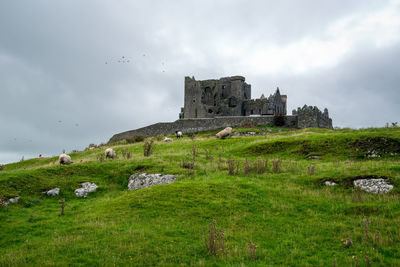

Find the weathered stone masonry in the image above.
[{"left": 109, "top": 76, "right": 333, "bottom": 142}]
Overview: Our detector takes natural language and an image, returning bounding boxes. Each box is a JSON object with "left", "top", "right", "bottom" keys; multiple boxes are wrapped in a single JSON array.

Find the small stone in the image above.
[
  {"left": 1, "top": 196, "right": 20, "bottom": 206},
  {"left": 75, "top": 182, "right": 98, "bottom": 197},
  {"left": 43, "top": 188, "right": 60, "bottom": 196},
  {"left": 325, "top": 181, "right": 336, "bottom": 186},
  {"left": 128, "top": 173, "right": 176, "bottom": 191}
]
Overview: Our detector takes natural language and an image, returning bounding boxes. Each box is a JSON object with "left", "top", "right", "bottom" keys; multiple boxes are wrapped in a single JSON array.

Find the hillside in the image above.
[{"left": 1, "top": 127, "right": 399, "bottom": 266}]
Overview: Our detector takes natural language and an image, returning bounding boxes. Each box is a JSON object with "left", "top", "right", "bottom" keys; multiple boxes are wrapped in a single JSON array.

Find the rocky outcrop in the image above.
[
  {"left": 353, "top": 178, "right": 393, "bottom": 194},
  {"left": 74, "top": 182, "right": 98, "bottom": 197},
  {"left": 128, "top": 173, "right": 176, "bottom": 191}
]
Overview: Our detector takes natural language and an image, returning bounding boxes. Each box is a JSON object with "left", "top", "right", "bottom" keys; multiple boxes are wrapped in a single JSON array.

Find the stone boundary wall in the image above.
[{"left": 109, "top": 115, "right": 298, "bottom": 142}]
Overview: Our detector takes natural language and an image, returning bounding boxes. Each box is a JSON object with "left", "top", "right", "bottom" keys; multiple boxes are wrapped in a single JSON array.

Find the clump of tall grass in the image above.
[
  {"left": 352, "top": 188, "right": 362, "bottom": 202},
  {"left": 97, "top": 154, "right": 105, "bottom": 163},
  {"left": 226, "top": 156, "right": 239, "bottom": 175},
  {"left": 307, "top": 165, "right": 315, "bottom": 176},
  {"left": 59, "top": 199, "right": 65, "bottom": 216},
  {"left": 255, "top": 157, "right": 268, "bottom": 174},
  {"left": 248, "top": 242, "right": 258, "bottom": 260},
  {"left": 143, "top": 140, "right": 155, "bottom": 157},
  {"left": 203, "top": 220, "right": 225, "bottom": 256},
  {"left": 272, "top": 157, "right": 282, "bottom": 173},
  {"left": 244, "top": 158, "right": 251, "bottom": 174}
]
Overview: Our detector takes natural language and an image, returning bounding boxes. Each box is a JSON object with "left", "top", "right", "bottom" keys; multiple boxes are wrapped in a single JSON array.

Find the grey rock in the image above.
[
  {"left": 324, "top": 181, "right": 337, "bottom": 186},
  {"left": 128, "top": 173, "right": 176, "bottom": 191},
  {"left": 75, "top": 182, "right": 98, "bottom": 197},
  {"left": 353, "top": 178, "right": 393, "bottom": 194},
  {"left": 43, "top": 188, "right": 60, "bottom": 196},
  {"left": 1, "top": 196, "right": 20, "bottom": 206}
]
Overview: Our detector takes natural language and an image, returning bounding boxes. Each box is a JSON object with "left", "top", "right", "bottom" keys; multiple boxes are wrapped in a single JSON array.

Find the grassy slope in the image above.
[{"left": 0, "top": 127, "right": 399, "bottom": 266}]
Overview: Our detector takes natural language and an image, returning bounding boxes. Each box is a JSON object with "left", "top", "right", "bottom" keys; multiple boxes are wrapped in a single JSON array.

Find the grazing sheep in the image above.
[
  {"left": 38, "top": 154, "right": 46, "bottom": 159},
  {"left": 164, "top": 137, "right": 173, "bottom": 142},
  {"left": 175, "top": 131, "right": 183, "bottom": 138},
  {"left": 216, "top": 127, "right": 233, "bottom": 139},
  {"left": 59, "top": 153, "right": 72, "bottom": 165},
  {"left": 105, "top": 148, "right": 116, "bottom": 159}
]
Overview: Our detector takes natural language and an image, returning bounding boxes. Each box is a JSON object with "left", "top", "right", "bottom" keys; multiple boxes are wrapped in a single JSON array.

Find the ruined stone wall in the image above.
[
  {"left": 295, "top": 105, "right": 333, "bottom": 129},
  {"left": 109, "top": 115, "right": 298, "bottom": 142},
  {"left": 181, "top": 76, "right": 251, "bottom": 119}
]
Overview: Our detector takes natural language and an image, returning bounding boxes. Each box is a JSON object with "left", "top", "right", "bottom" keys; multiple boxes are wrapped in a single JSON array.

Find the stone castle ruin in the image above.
[
  {"left": 109, "top": 76, "right": 332, "bottom": 142},
  {"left": 179, "top": 76, "right": 287, "bottom": 119}
]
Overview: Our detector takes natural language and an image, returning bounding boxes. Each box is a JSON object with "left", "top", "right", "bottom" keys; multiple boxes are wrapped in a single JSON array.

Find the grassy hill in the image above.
[{"left": 1, "top": 127, "right": 399, "bottom": 266}]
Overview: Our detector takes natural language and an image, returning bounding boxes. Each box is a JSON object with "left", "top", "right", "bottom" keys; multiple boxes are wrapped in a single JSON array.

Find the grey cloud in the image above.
[{"left": 0, "top": 0, "right": 398, "bottom": 163}]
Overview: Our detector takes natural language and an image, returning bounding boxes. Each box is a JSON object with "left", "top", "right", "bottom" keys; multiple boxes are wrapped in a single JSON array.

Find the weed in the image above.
[
  {"left": 365, "top": 254, "right": 370, "bottom": 267},
  {"left": 192, "top": 145, "right": 197, "bottom": 160},
  {"left": 363, "top": 218, "right": 370, "bottom": 241},
  {"left": 375, "top": 230, "right": 380, "bottom": 245},
  {"left": 218, "top": 154, "right": 222, "bottom": 170},
  {"left": 29, "top": 210, "right": 34, "bottom": 222},
  {"left": 307, "top": 165, "right": 315, "bottom": 176},
  {"left": 352, "top": 256, "right": 359, "bottom": 267},
  {"left": 244, "top": 158, "right": 251, "bottom": 174},
  {"left": 59, "top": 199, "right": 65, "bottom": 216},
  {"left": 256, "top": 157, "right": 268, "bottom": 174},
  {"left": 180, "top": 159, "right": 194, "bottom": 170},
  {"left": 203, "top": 220, "right": 225, "bottom": 256},
  {"left": 204, "top": 149, "right": 211, "bottom": 160},
  {"left": 97, "top": 154, "right": 105, "bottom": 163},
  {"left": 272, "top": 158, "right": 282, "bottom": 173},
  {"left": 248, "top": 242, "right": 258, "bottom": 260},
  {"left": 352, "top": 188, "right": 362, "bottom": 202},
  {"left": 143, "top": 140, "right": 155, "bottom": 157},
  {"left": 227, "top": 157, "right": 235, "bottom": 175}
]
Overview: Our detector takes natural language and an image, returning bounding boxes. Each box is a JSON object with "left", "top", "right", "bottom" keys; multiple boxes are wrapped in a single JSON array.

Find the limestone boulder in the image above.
[
  {"left": 353, "top": 178, "right": 393, "bottom": 194},
  {"left": 43, "top": 188, "right": 60, "bottom": 196},
  {"left": 75, "top": 182, "right": 98, "bottom": 197},
  {"left": 128, "top": 173, "right": 176, "bottom": 191}
]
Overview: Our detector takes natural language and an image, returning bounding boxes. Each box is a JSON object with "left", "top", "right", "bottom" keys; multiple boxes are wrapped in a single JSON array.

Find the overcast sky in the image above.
[{"left": 1, "top": 0, "right": 399, "bottom": 164}]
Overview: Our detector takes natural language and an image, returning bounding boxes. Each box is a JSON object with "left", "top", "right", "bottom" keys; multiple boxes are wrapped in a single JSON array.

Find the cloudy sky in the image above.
[{"left": 1, "top": 0, "right": 399, "bottom": 164}]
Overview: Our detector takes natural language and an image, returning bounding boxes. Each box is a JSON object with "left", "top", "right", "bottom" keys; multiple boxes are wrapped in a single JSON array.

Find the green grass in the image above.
[{"left": 1, "top": 127, "right": 400, "bottom": 266}]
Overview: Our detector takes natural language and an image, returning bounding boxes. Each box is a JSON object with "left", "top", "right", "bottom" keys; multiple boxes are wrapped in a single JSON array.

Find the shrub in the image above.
[
  {"left": 143, "top": 140, "right": 155, "bottom": 157},
  {"left": 273, "top": 115, "right": 285, "bottom": 127},
  {"left": 126, "top": 135, "right": 145, "bottom": 144}
]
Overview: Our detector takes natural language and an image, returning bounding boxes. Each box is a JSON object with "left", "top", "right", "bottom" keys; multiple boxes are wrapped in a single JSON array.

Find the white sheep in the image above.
[
  {"left": 175, "top": 131, "right": 183, "bottom": 138},
  {"left": 164, "top": 137, "right": 173, "bottom": 142},
  {"left": 105, "top": 148, "right": 117, "bottom": 159},
  {"left": 59, "top": 153, "right": 72, "bottom": 165},
  {"left": 216, "top": 127, "right": 233, "bottom": 139}
]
